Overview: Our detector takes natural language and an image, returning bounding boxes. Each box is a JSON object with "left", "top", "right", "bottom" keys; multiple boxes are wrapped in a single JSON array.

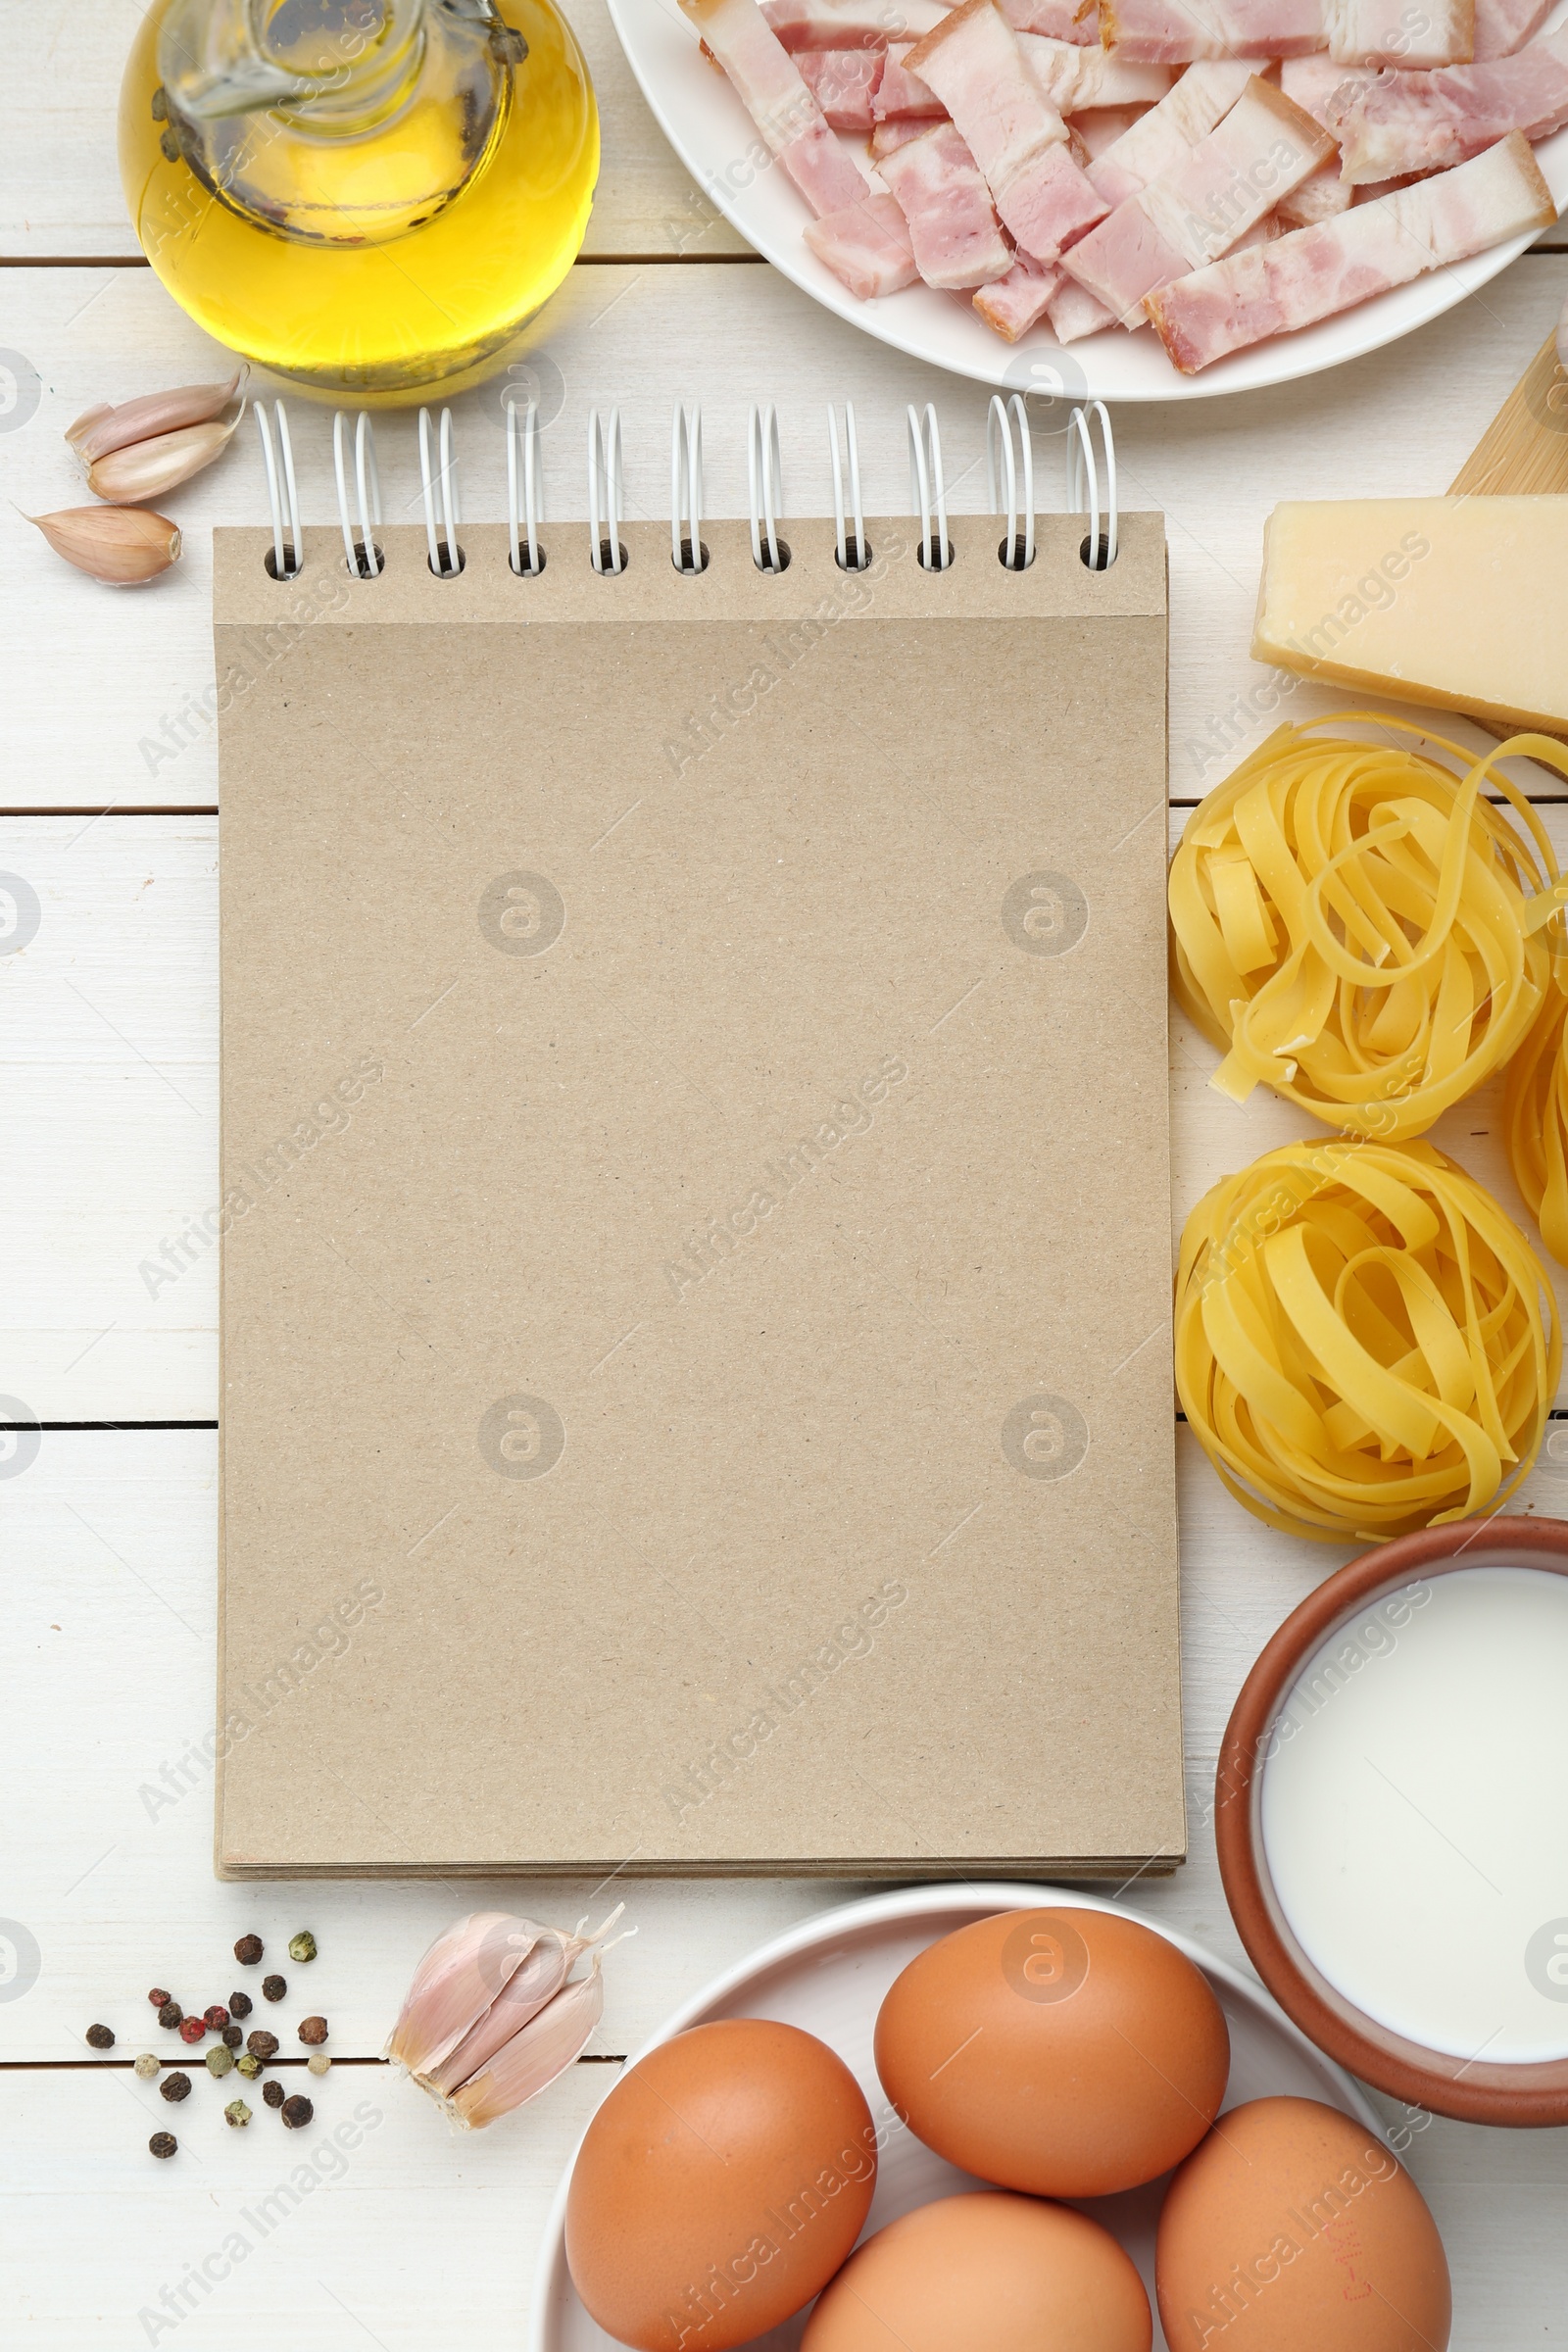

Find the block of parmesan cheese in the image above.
[{"left": 1251, "top": 496, "right": 1568, "bottom": 734}]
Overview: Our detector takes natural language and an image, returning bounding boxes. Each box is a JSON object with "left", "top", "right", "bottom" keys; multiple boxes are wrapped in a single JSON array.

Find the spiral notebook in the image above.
[{"left": 213, "top": 405, "right": 1180, "bottom": 1880}]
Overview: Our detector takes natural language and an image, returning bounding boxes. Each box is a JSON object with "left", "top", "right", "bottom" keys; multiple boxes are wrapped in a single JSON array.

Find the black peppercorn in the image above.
[
  {"left": 160, "top": 2071, "right": 192, "bottom": 2103},
  {"left": 85, "top": 2024, "right": 115, "bottom": 2049},
  {"left": 263, "top": 2079, "right": 285, "bottom": 2109},
  {"left": 149, "top": 2132, "right": 177, "bottom": 2159},
  {"left": 234, "top": 1934, "right": 264, "bottom": 1966},
  {"left": 157, "top": 2000, "right": 182, "bottom": 2030},
  {"left": 280, "top": 2094, "right": 314, "bottom": 2130},
  {"left": 298, "top": 2015, "right": 328, "bottom": 2046},
  {"left": 262, "top": 1974, "right": 286, "bottom": 2002},
  {"left": 246, "top": 2029, "right": 280, "bottom": 2061},
  {"left": 222, "top": 2024, "right": 242, "bottom": 2049},
  {"left": 229, "top": 1989, "right": 253, "bottom": 2020}
]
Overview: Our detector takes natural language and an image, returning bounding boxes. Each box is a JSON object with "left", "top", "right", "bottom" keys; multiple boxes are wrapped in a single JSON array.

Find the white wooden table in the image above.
[{"left": 3, "top": 6, "right": 1567, "bottom": 2342}]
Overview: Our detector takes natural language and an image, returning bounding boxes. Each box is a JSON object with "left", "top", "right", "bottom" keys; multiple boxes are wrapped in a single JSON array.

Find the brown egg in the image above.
[
  {"left": 1155, "top": 2096, "right": 1451, "bottom": 2352},
  {"left": 803, "top": 2191, "right": 1152, "bottom": 2352},
  {"left": 565, "top": 2017, "right": 877, "bottom": 2352},
  {"left": 874, "top": 1907, "right": 1229, "bottom": 2197}
]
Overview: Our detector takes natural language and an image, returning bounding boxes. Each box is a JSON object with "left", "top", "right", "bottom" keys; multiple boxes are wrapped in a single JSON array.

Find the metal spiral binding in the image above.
[
  {"left": 827, "top": 404, "right": 868, "bottom": 572},
  {"left": 671, "top": 405, "right": 705, "bottom": 575},
  {"left": 506, "top": 395, "right": 545, "bottom": 577},
  {"left": 332, "top": 412, "right": 382, "bottom": 580},
  {"left": 987, "top": 394, "right": 1035, "bottom": 572},
  {"left": 906, "top": 403, "right": 950, "bottom": 572},
  {"left": 255, "top": 402, "right": 302, "bottom": 580},
  {"left": 1067, "top": 401, "right": 1118, "bottom": 570},
  {"left": 589, "top": 409, "right": 624, "bottom": 575},
  {"left": 418, "top": 406, "right": 463, "bottom": 577},
  {"left": 748, "top": 404, "right": 786, "bottom": 573}
]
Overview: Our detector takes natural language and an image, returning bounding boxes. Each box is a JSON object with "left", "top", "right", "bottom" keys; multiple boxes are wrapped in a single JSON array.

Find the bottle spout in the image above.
[{"left": 157, "top": 0, "right": 430, "bottom": 122}]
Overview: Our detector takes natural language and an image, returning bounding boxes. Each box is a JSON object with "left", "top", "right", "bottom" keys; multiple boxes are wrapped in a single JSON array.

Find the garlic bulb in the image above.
[
  {"left": 28, "top": 506, "right": 181, "bottom": 585},
  {"left": 387, "top": 1904, "right": 628, "bottom": 2129}
]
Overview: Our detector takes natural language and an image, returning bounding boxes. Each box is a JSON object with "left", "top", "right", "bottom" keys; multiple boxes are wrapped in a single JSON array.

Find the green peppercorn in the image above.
[
  {"left": 288, "top": 1931, "right": 318, "bottom": 1964},
  {"left": 224, "top": 2098, "right": 253, "bottom": 2129},
  {"left": 206, "top": 2043, "right": 234, "bottom": 2079},
  {"left": 236, "top": 2052, "right": 262, "bottom": 2080}
]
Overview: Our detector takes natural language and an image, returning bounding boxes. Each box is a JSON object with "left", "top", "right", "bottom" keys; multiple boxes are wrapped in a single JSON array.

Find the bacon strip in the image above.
[
  {"left": 1320, "top": 0, "right": 1475, "bottom": 64},
  {"left": 1018, "top": 32, "right": 1175, "bottom": 102},
  {"left": 1101, "top": 0, "right": 1325, "bottom": 62},
  {"left": 905, "top": 0, "right": 1110, "bottom": 257},
  {"left": 1473, "top": 0, "right": 1552, "bottom": 58},
  {"left": 879, "top": 119, "right": 1017, "bottom": 280},
  {"left": 804, "top": 191, "right": 922, "bottom": 290},
  {"left": 1087, "top": 57, "right": 1257, "bottom": 201},
  {"left": 872, "top": 40, "right": 947, "bottom": 112},
  {"left": 1278, "top": 50, "right": 1373, "bottom": 118},
  {"left": 760, "top": 0, "right": 950, "bottom": 44},
  {"left": 1002, "top": 0, "right": 1102, "bottom": 34},
  {"left": 871, "top": 113, "right": 940, "bottom": 150},
  {"left": 680, "top": 0, "right": 872, "bottom": 213},
  {"left": 1048, "top": 272, "right": 1121, "bottom": 330},
  {"left": 1328, "top": 28, "right": 1568, "bottom": 179},
  {"left": 973, "top": 248, "right": 1066, "bottom": 331},
  {"left": 1064, "top": 75, "right": 1332, "bottom": 316},
  {"left": 1146, "top": 130, "right": 1554, "bottom": 369},
  {"left": 796, "top": 47, "right": 885, "bottom": 122}
]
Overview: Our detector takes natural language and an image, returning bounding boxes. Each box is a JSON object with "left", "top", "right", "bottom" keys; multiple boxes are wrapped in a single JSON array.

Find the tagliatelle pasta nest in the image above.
[
  {"left": 1169, "top": 719, "right": 1568, "bottom": 1141},
  {"left": 1175, "top": 1140, "right": 1560, "bottom": 1543},
  {"left": 1506, "top": 983, "right": 1568, "bottom": 1271}
]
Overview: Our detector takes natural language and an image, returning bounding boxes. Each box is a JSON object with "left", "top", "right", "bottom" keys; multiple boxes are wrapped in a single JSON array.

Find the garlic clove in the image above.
[
  {"left": 423, "top": 1930, "right": 570, "bottom": 2095},
  {"left": 83, "top": 413, "right": 242, "bottom": 504},
  {"left": 448, "top": 1956, "right": 606, "bottom": 2130},
  {"left": 386, "top": 1911, "right": 546, "bottom": 2079},
  {"left": 67, "top": 368, "right": 246, "bottom": 464},
  {"left": 28, "top": 506, "right": 181, "bottom": 585}
]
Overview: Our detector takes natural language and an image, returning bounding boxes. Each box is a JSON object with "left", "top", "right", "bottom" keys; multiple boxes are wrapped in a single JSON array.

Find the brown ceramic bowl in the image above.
[{"left": 1217, "top": 1514, "right": 1568, "bottom": 2126}]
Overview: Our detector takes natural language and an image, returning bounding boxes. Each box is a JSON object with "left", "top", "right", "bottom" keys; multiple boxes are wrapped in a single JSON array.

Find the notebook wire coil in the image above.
[
  {"left": 671, "top": 405, "right": 706, "bottom": 576},
  {"left": 1068, "top": 400, "right": 1118, "bottom": 571},
  {"left": 589, "top": 408, "right": 624, "bottom": 576},
  {"left": 827, "top": 403, "right": 869, "bottom": 573},
  {"left": 418, "top": 406, "right": 463, "bottom": 577},
  {"left": 505, "top": 394, "right": 546, "bottom": 578},
  {"left": 906, "top": 402, "right": 951, "bottom": 573},
  {"left": 332, "top": 411, "right": 382, "bottom": 580},
  {"left": 748, "top": 403, "right": 787, "bottom": 573},
  {"left": 987, "top": 393, "right": 1035, "bottom": 573},
  {"left": 255, "top": 401, "right": 303, "bottom": 581}
]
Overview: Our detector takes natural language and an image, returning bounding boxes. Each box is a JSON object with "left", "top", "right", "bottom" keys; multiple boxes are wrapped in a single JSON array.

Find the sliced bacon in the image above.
[
  {"left": 1328, "top": 28, "right": 1568, "bottom": 180},
  {"left": 1278, "top": 51, "right": 1373, "bottom": 118},
  {"left": 1320, "top": 0, "right": 1474, "bottom": 63},
  {"left": 1002, "top": 0, "right": 1102, "bottom": 35},
  {"left": 1276, "top": 154, "right": 1353, "bottom": 219},
  {"left": 879, "top": 119, "right": 1018, "bottom": 280},
  {"left": 680, "top": 0, "right": 872, "bottom": 212},
  {"left": 871, "top": 113, "right": 941, "bottom": 150},
  {"left": 1146, "top": 129, "right": 1554, "bottom": 368},
  {"left": 872, "top": 41, "right": 946, "bottom": 112},
  {"left": 1087, "top": 57, "right": 1257, "bottom": 200},
  {"left": 1101, "top": 0, "right": 1325, "bottom": 62},
  {"left": 905, "top": 0, "right": 1111, "bottom": 257},
  {"left": 804, "top": 191, "right": 922, "bottom": 290},
  {"left": 796, "top": 47, "right": 885, "bottom": 122},
  {"left": 1064, "top": 75, "right": 1331, "bottom": 315},
  {"left": 1048, "top": 272, "right": 1121, "bottom": 330},
  {"left": 973, "top": 248, "right": 1066, "bottom": 331},
  {"left": 1473, "top": 0, "right": 1552, "bottom": 58},
  {"left": 1074, "top": 101, "right": 1156, "bottom": 153},
  {"left": 1018, "top": 32, "right": 1175, "bottom": 102},
  {"left": 760, "top": 0, "right": 949, "bottom": 45}
]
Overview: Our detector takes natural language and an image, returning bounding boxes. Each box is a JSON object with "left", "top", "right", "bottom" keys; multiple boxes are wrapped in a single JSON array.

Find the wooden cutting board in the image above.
[{"left": 1447, "top": 326, "right": 1568, "bottom": 747}]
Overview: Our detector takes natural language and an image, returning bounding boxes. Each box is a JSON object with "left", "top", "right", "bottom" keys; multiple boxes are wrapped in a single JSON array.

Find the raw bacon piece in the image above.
[
  {"left": 1473, "top": 0, "right": 1552, "bottom": 58},
  {"left": 879, "top": 120, "right": 1017, "bottom": 280},
  {"left": 760, "top": 0, "right": 949, "bottom": 43},
  {"left": 1074, "top": 102, "right": 1155, "bottom": 154},
  {"left": 805, "top": 191, "right": 922, "bottom": 290},
  {"left": 871, "top": 114, "right": 941, "bottom": 150},
  {"left": 1018, "top": 32, "right": 1174, "bottom": 102},
  {"left": 872, "top": 41, "right": 947, "bottom": 112},
  {"left": 1278, "top": 51, "right": 1373, "bottom": 118},
  {"left": 796, "top": 47, "right": 885, "bottom": 122},
  {"left": 1002, "top": 0, "right": 1102, "bottom": 34},
  {"left": 1087, "top": 58, "right": 1256, "bottom": 200},
  {"left": 1327, "top": 28, "right": 1568, "bottom": 180},
  {"left": 1063, "top": 75, "right": 1332, "bottom": 317},
  {"left": 680, "top": 0, "right": 872, "bottom": 213},
  {"left": 1146, "top": 130, "right": 1554, "bottom": 368},
  {"left": 1276, "top": 154, "right": 1353, "bottom": 220},
  {"left": 1101, "top": 0, "right": 1325, "bottom": 62},
  {"left": 1048, "top": 272, "right": 1122, "bottom": 329},
  {"left": 974, "top": 248, "right": 1066, "bottom": 331},
  {"left": 905, "top": 0, "right": 1111, "bottom": 258},
  {"left": 1320, "top": 0, "right": 1474, "bottom": 63}
]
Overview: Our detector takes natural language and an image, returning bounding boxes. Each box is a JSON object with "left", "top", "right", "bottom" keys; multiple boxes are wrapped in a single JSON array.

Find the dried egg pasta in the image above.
[
  {"left": 1170, "top": 721, "right": 1568, "bottom": 1140},
  {"left": 1175, "top": 1140, "right": 1559, "bottom": 1543},
  {"left": 1506, "top": 983, "right": 1568, "bottom": 1271}
]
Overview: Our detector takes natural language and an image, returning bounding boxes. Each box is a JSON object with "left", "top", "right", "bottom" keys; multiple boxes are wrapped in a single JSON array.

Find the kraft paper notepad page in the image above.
[{"left": 213, "top": 508, "right": 1179, "bottom": 1878}]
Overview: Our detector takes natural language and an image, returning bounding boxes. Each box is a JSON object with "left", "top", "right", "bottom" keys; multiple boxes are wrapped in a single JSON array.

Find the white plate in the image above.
[
  {"left": 528, "top": 1883, "right": 1388, "bottom": 2352},
  {"left": 605, "top": 0, "right": 1568, "bottom": 401}
]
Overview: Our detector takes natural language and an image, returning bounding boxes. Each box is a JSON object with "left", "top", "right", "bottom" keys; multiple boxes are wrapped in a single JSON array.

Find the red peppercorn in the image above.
[
  {"left": 178, "top": 2016, "right": 207, "bottom": 2045},
  {"left": 204, "top": 2005, "right": 229, "bottom": 2031},
  {"left": 148, "top": 1987, "right": 171, "bottom": 2008}
]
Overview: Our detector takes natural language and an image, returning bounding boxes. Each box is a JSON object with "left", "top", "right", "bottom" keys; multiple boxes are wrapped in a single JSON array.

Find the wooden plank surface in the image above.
[{"left": 1, "top": 259, "right": 1564, "bottom": 820}]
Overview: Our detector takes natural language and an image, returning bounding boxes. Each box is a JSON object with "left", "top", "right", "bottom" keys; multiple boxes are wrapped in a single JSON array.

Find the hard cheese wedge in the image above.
[{"left": 1251, "top": 496, "right": 1568, "bottom": 733}]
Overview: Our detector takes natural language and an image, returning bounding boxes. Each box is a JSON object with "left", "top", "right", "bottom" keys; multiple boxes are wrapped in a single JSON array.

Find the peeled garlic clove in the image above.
[
  {"left": 67, "top": 368, "right": 246, "bottom": 464},
  {"left": 83, "top": 413, "right": 242, "bottom": 503},
  {"left": 29, "top": 505, "right": 180, "bottom": 585},
  {"left": 386, "top": 1911, "right": 545, "bottom": 2079},
  {"left": 448, "top": 1956, "right": 605, "bottom": 2130}
]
